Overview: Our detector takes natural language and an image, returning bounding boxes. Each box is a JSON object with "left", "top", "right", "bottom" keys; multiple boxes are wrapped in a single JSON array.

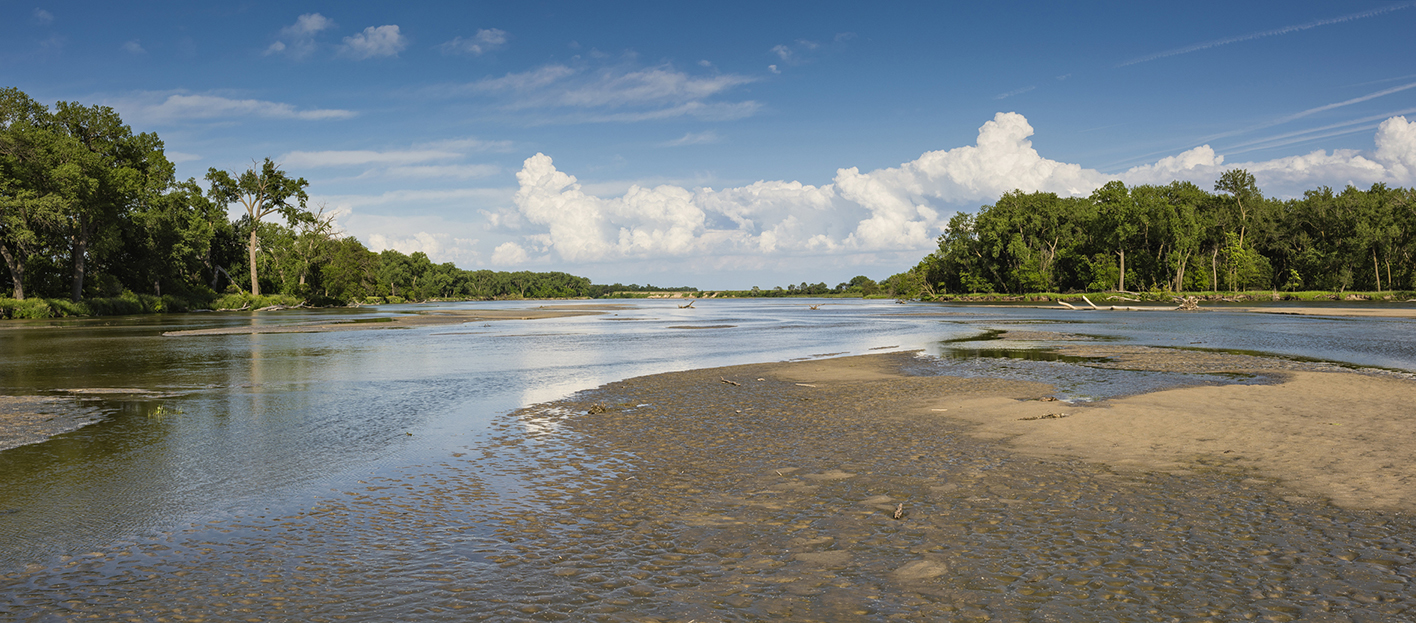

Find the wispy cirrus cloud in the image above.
[
  {"left": 266, "top": 13, "right": 335, "bottom": 59},
  {"left": 279, "top": 139, "right": 506, "bottom": 180},
  {"left": 455, "top": 62, "right": 760, "bottom": 124},
  {"left": 994, "top": 85, "right": 1036, "bottom": 100},
  {"left": 112, "top": 92, "right": 356, "bottom": 124},
  {"left": 439, "top": 29, "right": 507, "bottom": 55},
  {"left": 661, "top": 130, "right": 721, "bottom": 147},
  {"left": 1119, "top": 2, "right": 1416, "bottom": 67},
  {"left": 279, "top": 149, "right": 460, "bottom": 168}
]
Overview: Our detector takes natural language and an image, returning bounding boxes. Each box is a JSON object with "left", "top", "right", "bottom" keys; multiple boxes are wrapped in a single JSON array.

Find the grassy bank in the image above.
[
  {"left": 0, "top": 292, "right": 315, "bottom": 319},
  {"left": 0, "top": 293, "right": 201, "bottom": 319}
]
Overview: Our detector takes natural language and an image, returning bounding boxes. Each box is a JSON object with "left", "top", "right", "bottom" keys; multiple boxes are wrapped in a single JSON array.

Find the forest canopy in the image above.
[
  {"left": 0, "top": 87, "right": 634, "bottom": 307},
  {"left": 889, "top": 174, "right": 1415, "bottom": 298}
]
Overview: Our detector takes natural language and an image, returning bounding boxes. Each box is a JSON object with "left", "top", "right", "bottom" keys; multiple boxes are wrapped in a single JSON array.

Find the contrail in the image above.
[{"left": 1118, "top": 2, "right": 1416, "bottom": 67}]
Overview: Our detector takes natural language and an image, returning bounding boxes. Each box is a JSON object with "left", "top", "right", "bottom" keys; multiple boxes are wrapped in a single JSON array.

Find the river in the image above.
[{"left": 2, "top": 298, "right": 1414, "bottom": 620}]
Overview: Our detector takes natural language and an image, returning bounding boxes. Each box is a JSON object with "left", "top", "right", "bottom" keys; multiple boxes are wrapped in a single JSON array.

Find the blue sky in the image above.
[{"left": 5, "top": 1, "right": 1415, "bottom": 288}]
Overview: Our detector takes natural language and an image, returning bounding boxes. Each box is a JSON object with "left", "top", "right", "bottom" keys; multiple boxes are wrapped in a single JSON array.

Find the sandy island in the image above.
[
  {"left": 775, "top": 353, "right": 1416, "bottom": 513},
  {"left": 160, "top": 304, "right": 621, "bottom": 336}
]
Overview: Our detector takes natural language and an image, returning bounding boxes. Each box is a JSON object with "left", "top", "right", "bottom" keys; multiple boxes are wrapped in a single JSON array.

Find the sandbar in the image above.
[{"left": 162, "top": 306, "right": 611, "bottom": 336}]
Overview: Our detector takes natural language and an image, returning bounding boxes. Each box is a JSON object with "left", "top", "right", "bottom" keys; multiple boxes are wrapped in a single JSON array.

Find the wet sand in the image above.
[
  {"left": 6, "top": 350, "right": 1416, "bottom": 620},
  {"left": 0, "top": 396, "right": 107, "bottom": 453},
  {"left": 162, "top": 306, "right": 614, "bottom": 336},
  {"left": 1236, "top": 306, "right": 1416, "bottom": 319}
]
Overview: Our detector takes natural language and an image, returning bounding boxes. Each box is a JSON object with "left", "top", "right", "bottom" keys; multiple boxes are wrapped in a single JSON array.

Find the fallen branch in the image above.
[
  {"left": 1106, "top": 295, "right": 1141, "bottom": 302},
  {"left": 720, "top": 377, "right": 740, "bottom": 386},
  {"left": 1081, "top": 295, "right": 1099, "bottom": 310},
  {"left": 679, "top": 300, "right": 696, "bottom": 308},
  {"left": 1057, "top": 300, "right": 1077, "bottom": 309}
]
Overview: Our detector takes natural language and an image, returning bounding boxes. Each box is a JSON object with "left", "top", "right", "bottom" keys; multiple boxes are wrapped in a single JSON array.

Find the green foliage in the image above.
[
  {"left": 915, "top": 173, "right": 1415, "bottom": 296},
  {"left": 0, "top": 292, "right": 200, "bottom": 318},
  {"left": 211, "top": 293, "right": 303, "bottom": 311}
]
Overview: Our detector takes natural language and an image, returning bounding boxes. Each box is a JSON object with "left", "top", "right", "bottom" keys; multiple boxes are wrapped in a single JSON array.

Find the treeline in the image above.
[
  {"left": 889, "top": 171, "right": 1416, "bottom": 297},
  {"left": 0, "top": 87, "right": 627, "bottom": 313},
  {"left": 735, "top": 276, "right": 885, "bottom": 297}
]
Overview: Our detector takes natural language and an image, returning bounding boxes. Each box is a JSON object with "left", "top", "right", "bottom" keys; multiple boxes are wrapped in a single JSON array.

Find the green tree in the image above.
[
  {"left": 0, "top": 88, "right": 61, "bottom": 298},
  {"left": 48, "top": 101, "right": 173, "bottom": 300},
  {"left": 1090, "top": 181, "right": 1144, "bottom": 292},
  {"left": 206, "top": 159, "right": 310, "bottom": 296}
]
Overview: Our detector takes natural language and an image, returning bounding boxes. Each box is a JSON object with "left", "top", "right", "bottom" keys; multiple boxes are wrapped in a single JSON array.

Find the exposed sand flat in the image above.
[
  {"left": 162, "top": 307, "right": 607, "bottom": 336},
  {"left": 1235, "top": 305, "right": 1416, "bottom": 318},
  {"left": 762, "top": 351, "right": 1416, "bottom": 512},
  {"left": 928, "top": 370, "right": 1416, "bottom": 512}
]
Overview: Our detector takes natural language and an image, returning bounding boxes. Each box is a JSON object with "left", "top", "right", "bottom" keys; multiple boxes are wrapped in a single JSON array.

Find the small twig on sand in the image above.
[{"left": 720, "top": 377, "right": 740, "bottom": 386}]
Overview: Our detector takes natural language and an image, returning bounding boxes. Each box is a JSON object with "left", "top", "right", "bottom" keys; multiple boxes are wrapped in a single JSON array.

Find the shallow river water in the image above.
[{"left": 2, "top": 299, "right": 1415, "bottom": 621}]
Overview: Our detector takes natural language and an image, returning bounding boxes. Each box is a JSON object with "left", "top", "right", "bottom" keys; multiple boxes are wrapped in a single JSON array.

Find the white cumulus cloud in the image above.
[
  {"left": 489, "top": 112, "right": 1416, "bottom": 268},
  {"left": 341, "top": 25, "right": 407, "bottom": 59},
  {"left": 491, "top": 242, "right": 530, "bottom": 265},
  {"left": 1122, "top": 115, "right": 1416, "bottom": 194}
]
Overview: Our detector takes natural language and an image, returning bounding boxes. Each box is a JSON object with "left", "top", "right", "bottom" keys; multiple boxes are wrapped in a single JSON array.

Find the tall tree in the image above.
[
  {"left": 47, "top": 101, "right": 171, "bottom": 300},
  {"left": 1091, "top": 181, "right": 1144, "bottom": 291},
  {"left": 0, "top": 88, "right": 59, "bottom": 298},
  {"left": 206, "top": 159, "right": 309, "bottom": 296}
]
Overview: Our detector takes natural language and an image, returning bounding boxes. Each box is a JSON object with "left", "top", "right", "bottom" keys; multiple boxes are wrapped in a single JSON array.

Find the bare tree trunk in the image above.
[
  {"left": 1211, "top": 247, "right": 1220, "bottom": 293},
  {"left": 1175, "top": 252, "right": 1189, "bottom": 293},
  {"left": 1374, "top": 250, "right": 1382, "bottom": 292},
  {"left": 1117, "top": 249, "right": 1126, "bottom": 292},
  {"left": 248, "top": 229, "right": 261, "bottom": 296},
  {"left": 71, "top": 236, "right": 87, "bottom": 302},
  {"left": 0, "top": 242, "right": 24, "bottom": 299}
]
